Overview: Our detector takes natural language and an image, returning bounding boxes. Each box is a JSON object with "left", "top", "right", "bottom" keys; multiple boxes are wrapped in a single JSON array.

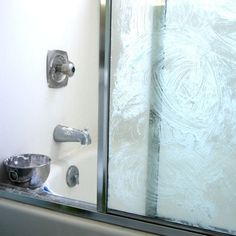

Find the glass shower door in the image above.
[{"left": 108, "top": 0, "right": 236, "bottom": 235}]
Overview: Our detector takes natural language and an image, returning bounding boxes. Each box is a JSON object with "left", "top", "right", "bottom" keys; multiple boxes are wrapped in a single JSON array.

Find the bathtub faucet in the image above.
[{"left": 53, "top": 125, "right": 91, "bottom": 145}]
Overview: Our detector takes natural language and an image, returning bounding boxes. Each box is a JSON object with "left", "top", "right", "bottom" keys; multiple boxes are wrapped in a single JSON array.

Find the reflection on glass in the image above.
[{"left": 108, "top": 0, "right": 236, "bottom": 234}]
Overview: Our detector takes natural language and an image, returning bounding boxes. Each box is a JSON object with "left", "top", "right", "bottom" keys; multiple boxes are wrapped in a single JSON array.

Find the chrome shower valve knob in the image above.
[
  {"left": 56, "top": 61, "right": 75, "bottom": 77},
  {"left": 47, "top": 50, "right": 76, "bottom": 88}
]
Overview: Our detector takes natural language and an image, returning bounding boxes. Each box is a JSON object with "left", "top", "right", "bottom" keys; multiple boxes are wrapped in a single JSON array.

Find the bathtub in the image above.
[
  {"left": 45, "top": 148, "right": 97, "bottom": 204},
  {"left": 0, "top": 198, "right": 155, "bottom": 236}
]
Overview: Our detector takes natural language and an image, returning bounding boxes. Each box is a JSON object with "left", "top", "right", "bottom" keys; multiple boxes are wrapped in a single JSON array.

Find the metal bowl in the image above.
[{"left": 3, "top": 154, "right": 51, "bottom": 189}]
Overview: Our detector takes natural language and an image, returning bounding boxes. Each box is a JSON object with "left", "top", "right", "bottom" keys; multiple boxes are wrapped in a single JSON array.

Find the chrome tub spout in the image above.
[{"left": 53, "top": 125, "right": 91, "bottom": 145}]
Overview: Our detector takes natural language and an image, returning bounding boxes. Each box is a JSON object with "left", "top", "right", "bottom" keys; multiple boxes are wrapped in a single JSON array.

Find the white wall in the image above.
[{"left": 0, "top": 0, "right": 99, "bottom": 180}]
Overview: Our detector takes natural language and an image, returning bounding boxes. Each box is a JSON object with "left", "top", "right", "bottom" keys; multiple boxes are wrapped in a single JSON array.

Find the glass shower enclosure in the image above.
[{"left": 107, "top": 0, "right": 236, "bottom": 235}]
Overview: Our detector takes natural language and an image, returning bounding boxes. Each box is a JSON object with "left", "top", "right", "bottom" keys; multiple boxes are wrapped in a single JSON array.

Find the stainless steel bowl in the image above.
[{"left": 3, "top": 154, "right": 51, "bottom": 189}]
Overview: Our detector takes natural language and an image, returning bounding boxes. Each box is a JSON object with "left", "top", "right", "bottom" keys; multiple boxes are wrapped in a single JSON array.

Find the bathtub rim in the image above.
[{"left": 0, "top": 185, "right": 219, "bottom": 236}]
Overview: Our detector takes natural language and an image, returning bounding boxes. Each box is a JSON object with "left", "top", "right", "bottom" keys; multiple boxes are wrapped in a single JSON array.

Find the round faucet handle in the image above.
[{"left": 60, "top": 61, "right": 75, "bottom": 77}]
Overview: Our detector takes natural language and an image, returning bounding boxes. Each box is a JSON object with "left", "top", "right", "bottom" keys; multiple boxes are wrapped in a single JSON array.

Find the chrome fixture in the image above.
[
  {"left": 47, "top": 50, "right": 75, "bottom": 88},
  {"left": 53, "top": 125, "right": 91, "bottom": 145},
  {"left": 3, "top": 154, "right": 51, "bottom": 189},
  {"left": 66, "top": 165, "right": 79, "bottom": 187}
]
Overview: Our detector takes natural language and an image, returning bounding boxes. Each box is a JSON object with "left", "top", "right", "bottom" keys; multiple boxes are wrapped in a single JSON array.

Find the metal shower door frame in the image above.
[{"left": 97, "top": 1, "right": 232, "bottom": 236}]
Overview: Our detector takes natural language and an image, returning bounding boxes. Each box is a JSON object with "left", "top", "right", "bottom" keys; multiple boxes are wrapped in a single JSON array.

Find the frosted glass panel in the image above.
[
  {"left": 108, "top": 0, "right": 236, "bottom": 234},
  {"left": 108, "top": 0, "right": 165, "bottom": 216},
  {"left": 156, "top": 0, "right": 236, "bottom": 234}
]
